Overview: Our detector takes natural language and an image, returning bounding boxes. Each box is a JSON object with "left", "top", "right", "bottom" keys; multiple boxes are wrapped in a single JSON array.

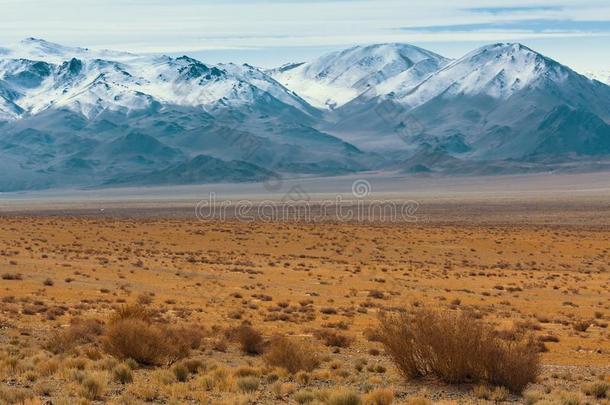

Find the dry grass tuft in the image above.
[
  {"left": 327, "top": 388, "right": 362, "bottom": 405},
  {"left": 80, "top": 374, "right": 106, "bottom": 400},
  {"left": 363, "top": 388, "right": 394, "bottom": 405},
  {"left": 112, "top": 363, "right": 133, "bottom": 384},
  {"left": 236, "top": 376, "right": 260, "bottom": 393},
  {"left": 378, "top": 308, "right": 540, "bottom": 393}
]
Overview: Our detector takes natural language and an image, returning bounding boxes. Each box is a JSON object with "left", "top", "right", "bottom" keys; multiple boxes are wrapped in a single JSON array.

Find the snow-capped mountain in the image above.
[
  {"left": 388, "top": 43, "right": 571, "bottom": 108},
  {"left": 269, "top": 43, "right": 449, "bottom": 110},
  {"left": 327, "top": 43, "right": 610, "bottom": 159},
  {"left": 0, "top": 38, "right": 317, "bottom": 120},
  {"left": 0, "top": 38, "right": 368, "bottom": 191},
  {"left": 1, "top": 39, "right": 610, "bottom": 191}
]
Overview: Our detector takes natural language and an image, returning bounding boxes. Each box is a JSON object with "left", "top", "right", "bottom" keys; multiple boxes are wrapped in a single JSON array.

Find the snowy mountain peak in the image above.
[
  {"left": 0, "top": 39, "right": 317, "bottom": 120},
  {"left": 390, "top": 42, "right": 573, "bottom": 109},
  {"left": 19, "top": 37, "right": 87, "bottom": 56},
  {"left": 269, "top": 43, "right": 450, "bottom": 109},
  {"left": 4, "top": 37, "right": 137, "bottom": 64}
]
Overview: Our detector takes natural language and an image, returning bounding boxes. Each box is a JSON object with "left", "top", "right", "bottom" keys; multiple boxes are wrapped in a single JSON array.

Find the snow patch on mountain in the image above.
[
  {"left": 393, "top": 43, "right": 569, "bottom": 109},
  {"left": 269, "top": 43, "right": 449, "bottom": 109}
]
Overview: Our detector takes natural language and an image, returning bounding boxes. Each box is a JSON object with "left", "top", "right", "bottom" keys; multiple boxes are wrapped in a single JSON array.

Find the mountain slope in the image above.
[
  {"left": 107, "top": 154, "right": 275, "bottom": 186},
  {"left": 329, "top": 43, "right": 610, "bottom": 159},
  {"left": 269, "top": 43, "right": 449, "bottom": 109}
]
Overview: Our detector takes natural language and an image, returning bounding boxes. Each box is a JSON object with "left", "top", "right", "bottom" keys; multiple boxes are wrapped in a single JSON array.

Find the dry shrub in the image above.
[
  {"left": 103, "top": 305, "right": 201, "bottom": 366},
  {"left": 112, "top": 364, "right": 133, "bottom": 384},
  {"left": 111, "top": 303, "right": 152, "bottom": 323},
  {"left": 45, "top": 318, "right": 104, "bottom": 354},
  {"left": 80, "top": 374, "right": 106, "bottom": 400},
  {"left": 378, "top": 309, "right": 540, "bottom": 393},
  {"left": 104, "top": 319, "right": 167, "bottom": 365},
  {"left": 236, "top": 376, "right": 260, "bottom": 393},
  {"left": 234, "top": 324, "right": 265, "bottom": 355},
  {"left": 264, "top": 336, "right": 320, "bottom": 374},
  {"left": 481, "top": 337, "right": 540, "bottom": 393},
  {"left": 167, "top": 324, "right": 205, "bottom": 350},
  {"left": 313, "top": 329, "right": 353, "bottom": 348}
]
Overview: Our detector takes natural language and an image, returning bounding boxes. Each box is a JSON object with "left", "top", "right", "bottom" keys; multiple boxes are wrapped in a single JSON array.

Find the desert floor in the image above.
[{"left": 0, "top": 187, "right": 609, "bottom": 403}]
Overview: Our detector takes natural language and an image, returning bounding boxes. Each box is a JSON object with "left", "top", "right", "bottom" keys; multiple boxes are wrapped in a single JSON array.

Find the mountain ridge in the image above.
[{"left": 1, "top": 38, "right": 609, "bottom": 191}]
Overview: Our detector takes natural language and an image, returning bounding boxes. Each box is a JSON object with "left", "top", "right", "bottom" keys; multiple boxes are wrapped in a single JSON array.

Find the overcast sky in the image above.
[{"left": 1, "top": 0, "right": 609, "bottom": 71}]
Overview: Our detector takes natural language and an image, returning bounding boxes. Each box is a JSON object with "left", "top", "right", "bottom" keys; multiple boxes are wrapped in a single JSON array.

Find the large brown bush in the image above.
[
  {"left": 102, "top": 304, "right": 201, "bottom": 366},
  {"left": 378, "top": 309, "right": 540, "bottom": 393},
  {"left": 264, "top": 336, "right": 319, "bottom": 374}
]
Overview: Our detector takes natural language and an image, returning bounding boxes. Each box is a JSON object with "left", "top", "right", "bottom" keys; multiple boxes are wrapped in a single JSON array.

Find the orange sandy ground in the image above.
[{"left": 1, "top": 216, "right": 608, "bottom": 367}]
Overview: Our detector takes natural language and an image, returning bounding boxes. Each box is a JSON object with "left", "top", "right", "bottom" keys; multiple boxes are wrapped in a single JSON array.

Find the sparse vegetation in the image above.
[{"left": 0, "top": 214, "right": 606, "bottom": 403}]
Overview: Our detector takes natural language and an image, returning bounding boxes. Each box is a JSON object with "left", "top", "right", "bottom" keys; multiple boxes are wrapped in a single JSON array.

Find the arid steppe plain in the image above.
[{"left": 0, "top": 172, "right": 609, "bottom": 404}]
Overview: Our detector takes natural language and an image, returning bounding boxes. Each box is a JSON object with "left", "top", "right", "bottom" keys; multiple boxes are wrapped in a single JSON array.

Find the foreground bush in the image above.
[
  {"left": 378, "top": 309, "right": 540, "bottom": 393},
  {"left": 264, "top": 336, "right": 319, "bottom": 373},
  {"left": 103, "top": 304, "right": 201, "bottom": 366}
]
